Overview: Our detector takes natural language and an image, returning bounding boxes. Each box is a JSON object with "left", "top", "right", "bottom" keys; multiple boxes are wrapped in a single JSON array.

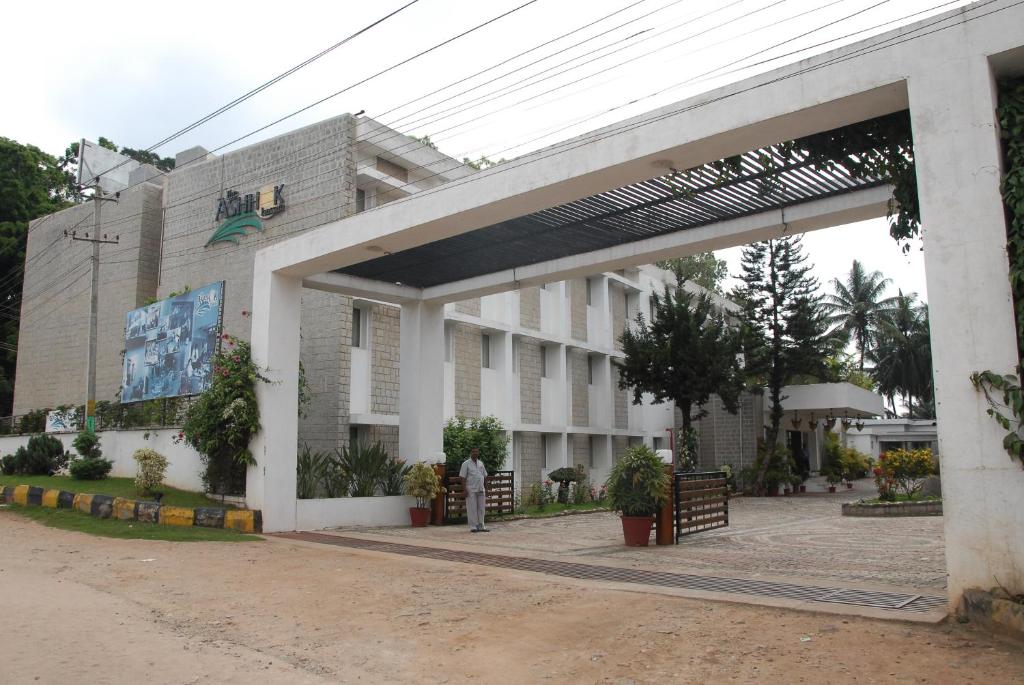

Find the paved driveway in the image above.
[{"left": 354, "top": 478, "right": 946, "bottom": 591}]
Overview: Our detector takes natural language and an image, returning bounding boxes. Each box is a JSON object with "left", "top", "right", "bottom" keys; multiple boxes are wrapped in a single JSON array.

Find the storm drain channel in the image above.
[{"left": 277, "top": 532, "right": 946, "bottom": 615}]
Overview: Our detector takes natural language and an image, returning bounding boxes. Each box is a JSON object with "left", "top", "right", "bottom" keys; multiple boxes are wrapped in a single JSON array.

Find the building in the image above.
[
  {"left": 845, "top": 418, "right": 940, "bottom": 460},
  {"left": 14, "top": 114, "right": 689, "bottom": 490}
]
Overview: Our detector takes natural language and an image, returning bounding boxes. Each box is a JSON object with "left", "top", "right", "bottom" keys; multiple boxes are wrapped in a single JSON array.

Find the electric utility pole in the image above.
[{"left": 66, "top": 189, "right": 119, "bottom": 432}]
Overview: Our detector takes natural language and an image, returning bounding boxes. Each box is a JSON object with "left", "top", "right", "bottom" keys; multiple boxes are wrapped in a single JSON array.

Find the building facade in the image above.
[{"left": 14, "top": 114, "right": 683, "bottom": 488}]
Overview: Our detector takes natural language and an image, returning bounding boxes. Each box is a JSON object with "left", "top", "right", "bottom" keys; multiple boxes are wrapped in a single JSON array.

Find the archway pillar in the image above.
[{"left": 910, "top": 54, "right": 1024, "bottom": 604}]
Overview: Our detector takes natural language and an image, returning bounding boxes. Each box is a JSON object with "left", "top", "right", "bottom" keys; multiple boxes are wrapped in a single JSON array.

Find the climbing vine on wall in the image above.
[
  {"left": 971, "top": 78, "right": 1024, "bottom": 468},
  {"left": 669, "top": 111, "right": 920, "bottom": 252}
]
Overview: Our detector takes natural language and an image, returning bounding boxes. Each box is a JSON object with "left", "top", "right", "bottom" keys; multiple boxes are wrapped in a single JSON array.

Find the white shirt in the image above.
[{"left": 459, "top": 458, "right": 487, "bottom": 493}]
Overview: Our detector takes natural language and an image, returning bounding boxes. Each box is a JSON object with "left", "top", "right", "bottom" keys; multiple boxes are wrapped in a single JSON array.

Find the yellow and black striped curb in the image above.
[{"left": 1, "top": 485, "right": 261, "bottom": 533}]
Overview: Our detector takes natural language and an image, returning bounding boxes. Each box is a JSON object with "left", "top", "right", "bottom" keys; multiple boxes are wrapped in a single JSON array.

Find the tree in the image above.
[
  {"left": 616, "top": 273, "right": 744, "bottom": 471},
  {"left": 0, "top": 138, "right": 77, "bottom": 415},
  {"left": 735, "top": 235, "right": 830, "bottom": 492},
  {"left": 870, "top": 291, "right": 933, "bottom": 418},
  {"left": 823, "top": 259, "right": 898, "bottom": 371},
  {"left": 657, "top": 252, "right": 728, "bottom": 293}
]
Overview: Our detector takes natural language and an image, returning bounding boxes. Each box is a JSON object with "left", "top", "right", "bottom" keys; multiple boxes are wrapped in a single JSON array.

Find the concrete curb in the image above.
[
  {"left": 842, "top": 499, "right": 943, "bottom": 517},
  {"left": 1, "top": 484, "right": 261, "bottom": 533}
]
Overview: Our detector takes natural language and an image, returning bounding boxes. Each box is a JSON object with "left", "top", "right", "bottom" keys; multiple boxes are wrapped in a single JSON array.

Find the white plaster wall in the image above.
[
  {"left": 350, "top": 346, "right": 371, "bottom": 414},
  {"left": 296, "top": 495, "right": 417, "bottom": 529},
  {"left": 0, "top": 429, "right": 205, "bottom": 492}
]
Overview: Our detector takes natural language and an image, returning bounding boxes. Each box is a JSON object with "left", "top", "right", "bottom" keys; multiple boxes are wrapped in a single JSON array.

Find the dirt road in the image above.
[{"left": 1, "top": 511, "right": 1021, "bottom": 684}]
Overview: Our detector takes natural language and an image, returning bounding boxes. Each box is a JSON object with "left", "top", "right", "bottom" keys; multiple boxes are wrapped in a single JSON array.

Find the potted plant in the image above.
[
  {"left": 823, "top": 465, "right": 843, "bottom": 493},
  {"left": 547, "top": 466, "right": 581, "bottom": 504},
  {"left": 403, "top": 462, "right": 443, "bottom": 527},
  {"left": 605, "top": 445, "right": 671, "bottom": 546},
  {"left": 790, "top": 474, "right": 804, "bottom": 495}
]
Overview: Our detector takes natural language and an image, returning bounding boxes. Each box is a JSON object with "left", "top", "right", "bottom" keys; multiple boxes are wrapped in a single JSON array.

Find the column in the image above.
[
  {"left": 909, "top": 54, "right": 1024, "bottom": 603},
  {"left": 399, "top": 301, "right": 446, "bottom": 462},
  {"left": 247, "top": 267, "right": 301, "bottom": 532}
]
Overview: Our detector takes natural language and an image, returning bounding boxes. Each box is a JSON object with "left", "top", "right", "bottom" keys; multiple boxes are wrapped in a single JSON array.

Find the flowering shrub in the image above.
[
  {"left": 873, "top": 448, "right": 934, "bottom": 500},
  {"left": 181, "top": 335, "right": 267, "bottom": 495},
  {"left": 523, "top": 480, "right": 555, "bottom": 510},
  {"left": 133, "top": 447, "right": 169, "bottom": 495},
  {"left": 403, "top": 462, "right": 444, "bottom": 509}
]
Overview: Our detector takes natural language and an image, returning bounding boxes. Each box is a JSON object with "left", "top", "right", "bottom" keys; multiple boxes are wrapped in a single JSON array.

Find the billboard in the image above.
[
  {"left": 77, "top": 138, "right": 140, "bottom": 193},
  {"left": 121, "top": 282, "right": 224, "bottom": 403}
]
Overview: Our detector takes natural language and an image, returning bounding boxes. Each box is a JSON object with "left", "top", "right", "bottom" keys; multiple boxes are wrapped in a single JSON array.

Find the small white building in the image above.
[{"left": 845, "top": 419, "right": 940, "bottom": 460}]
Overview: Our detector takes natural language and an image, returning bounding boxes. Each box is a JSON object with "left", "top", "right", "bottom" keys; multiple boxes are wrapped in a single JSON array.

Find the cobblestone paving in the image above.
[{"left": 355, "top": 478, "right": 946, "bottom": 591}]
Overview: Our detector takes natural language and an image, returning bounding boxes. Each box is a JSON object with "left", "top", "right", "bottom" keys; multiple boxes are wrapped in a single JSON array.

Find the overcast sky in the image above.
[{"left": 4, "top": 0, "right": 970, "bottom": 301}]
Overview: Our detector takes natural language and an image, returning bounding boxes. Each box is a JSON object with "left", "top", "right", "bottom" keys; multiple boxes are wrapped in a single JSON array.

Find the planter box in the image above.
[
  {"left": 842, "top": 499, "right": 943, "bottom": 517},
  {"left": 296, "top": 495, "right": 417, "bottom": 530}
]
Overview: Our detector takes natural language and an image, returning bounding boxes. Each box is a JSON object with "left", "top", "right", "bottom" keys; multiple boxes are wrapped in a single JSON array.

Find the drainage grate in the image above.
[{"left": 277, "top": 532, "right": 946, "bottom": 615}]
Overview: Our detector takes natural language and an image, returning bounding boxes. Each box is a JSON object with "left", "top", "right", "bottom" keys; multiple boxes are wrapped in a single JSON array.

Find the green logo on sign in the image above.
[{"left": 207, "top": 184, "right": 284, "bottom": 247}]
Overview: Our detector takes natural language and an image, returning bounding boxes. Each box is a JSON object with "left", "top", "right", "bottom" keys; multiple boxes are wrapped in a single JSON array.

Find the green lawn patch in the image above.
[
  {"left": 0, "top": 475, "right": 237, "bottom": 510},
  {"left": 495, "top": 500, "right": 609, "bottom": 520},
  {"left": 1, "top": 504, "right": 260, "bottom": 541}
]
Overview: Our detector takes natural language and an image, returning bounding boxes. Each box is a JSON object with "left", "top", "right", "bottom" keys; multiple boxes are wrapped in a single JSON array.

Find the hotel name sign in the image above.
[{"left": 206, "top": 183, "right": 285, "bottom": 247}]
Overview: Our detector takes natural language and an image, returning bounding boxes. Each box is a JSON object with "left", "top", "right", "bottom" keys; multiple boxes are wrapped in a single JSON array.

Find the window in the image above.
[
  {"left": 351, "top": 306, "right": 364, "bottom": 348},
  {"left": 542, "top": 434, "right": 549, "bottom": 469},
  {"left": 349, "top": 426, "right": 360, "bottom": 447},
  {"left": 512, "top": 338, "right": 520, "bottom": 374},
  {"left": 653, "top": 436, "right": 665, "bottom": 451},
  {"left": 356, "top": 188, "right": 366, "bottom": 213},
  {"left": 444, "top": 326, "right": 452, "bottom": 362},
  {"left": 540, "top": 345, "right": 548, "bottom": 378},
  {"left": 587, "top": 355, "right": 595, "bottom": 385},
  {"left": 585, "top": 278, "right": 593, "bottom": 305},
  {"left": 588, "top": 435, "right": 596, "bottom": 468},
  {"left": 481, "top": 334, "right": 491, "bottom": 369}
]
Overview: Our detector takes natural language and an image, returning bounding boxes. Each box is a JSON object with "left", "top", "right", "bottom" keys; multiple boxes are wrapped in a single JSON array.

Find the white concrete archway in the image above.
[{"left": 248, "top": 1, "right": 1024, "bottom": 609}]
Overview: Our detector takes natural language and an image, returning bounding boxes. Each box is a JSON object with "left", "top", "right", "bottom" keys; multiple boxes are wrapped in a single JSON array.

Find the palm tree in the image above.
[
  {"left": 823, "top": 260, "right": 899, "bottom": 371},
  {"left": 870, "top": 291, "right": 933, "bottom": 418}
]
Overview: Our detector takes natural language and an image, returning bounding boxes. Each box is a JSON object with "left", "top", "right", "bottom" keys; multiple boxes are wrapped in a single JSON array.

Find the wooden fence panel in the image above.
[{"left": 444, "top": 471, "right": 515, "bottom": 521}]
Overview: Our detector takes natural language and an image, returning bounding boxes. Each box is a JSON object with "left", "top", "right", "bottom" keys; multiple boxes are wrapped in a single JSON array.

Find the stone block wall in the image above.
[
  {"left": 518, "top": 338, "right": 542, "bottom": 424},
  {"left": 370, "top": 304, "right": 400, "bottom": 415},
  {"left": 610, "top": 283, "right": 627, "bottom": 352},
  {"left": 14, "top": 182, "right": 164, "bottom": 413},
  {"left": 159, "top": 114, "right": 356, "bottom": 344},
  {"left": 569, "top": 278, "right": 587, "bottom": 342},
  {"left": 298, "top": 290, "right": 351, "bottom": 452},
  {"left": 569, "top": 349, "right": 589, "bottom": 427},
  {"left": 691, "top": 392, "right": 763, "bottom": 472},
  {"left": 519, "top": 287, "right": 540, "bottom": 330},
  {"left": 517, "top": 431, "right": 543, "bottom": 488},
  {"left": 612, "top": 364, "right": 628, "bottom": 429},
  {"left": 454, "top": 298, "right": 481, "bottom": 317},
  {"left": 367, "top": 424, "right": 400, "bottom": 460},
  {"left": 612, "top": 436, "right": 629, "bottom": 463},
  {"left": 452, "top": 323, "right": 481, "bottom": 418},
  {"left": 571, "top": 433, "right": 590, "bottom": 469}
]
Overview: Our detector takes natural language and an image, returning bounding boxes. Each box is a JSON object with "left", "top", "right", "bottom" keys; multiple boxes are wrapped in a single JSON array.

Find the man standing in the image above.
[{"left": 459, "top": 447, "right": 489, "bottom": 532}]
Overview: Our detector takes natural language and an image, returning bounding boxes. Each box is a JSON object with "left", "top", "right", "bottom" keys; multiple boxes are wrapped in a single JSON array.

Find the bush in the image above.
[
  {"left": 73, "top": 431, "right": 102, "bottom": 460},
  {"left": 404, "top": 462, "right": 443, "bottom": 508},
  {"left": 10, "top": 435, "right": 70, "bottom": 475},
  {"left": 605, "top": 445, "right": 670, "bottom": 516},
  {"left": 181, "top": 337, "right": 266, "bottom": 495},
  {"left": 874, "top": 448, "right": 934, "bottom": 500},
  {"left": 1, "top": 454, "right": 17, "bottom": 475},
  {"left": 133, "top": 448, "right": 168, "bottom": 495},
  {"left": 443, "top": 415, "right": 509, "bottom": 475},
  {"left": 18, "top": 409, "right": 49, "bottom": 435},
  {"left": 839, "top": 446, "right": 872, "bottom": 482},
  {"left": 296, "top": 443, "right": 336, "bottom": 499},
  {"left": 69, "top": 456, "right": 113, "bottom": 480}
]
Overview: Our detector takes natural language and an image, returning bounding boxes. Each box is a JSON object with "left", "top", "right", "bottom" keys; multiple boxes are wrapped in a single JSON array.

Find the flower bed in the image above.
[{"left": 842, "top": 498, "right": 942, "bottom": 517}]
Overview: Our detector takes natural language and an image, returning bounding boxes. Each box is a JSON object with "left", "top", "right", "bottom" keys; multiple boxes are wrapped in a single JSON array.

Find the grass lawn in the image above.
[
  {"left": 500, "top": 500, "right": 609, "bottom": 519},
  {"left": 0, "top": 475, "right": 237, "bottom": 510},
  {"left": 1, "top": 504, "right": 260, "bottom": 542}
]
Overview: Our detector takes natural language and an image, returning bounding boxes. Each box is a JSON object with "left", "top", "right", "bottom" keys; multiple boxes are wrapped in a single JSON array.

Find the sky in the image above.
[{"left": 2, "top": 0, "right": 969, "bottom": 302}]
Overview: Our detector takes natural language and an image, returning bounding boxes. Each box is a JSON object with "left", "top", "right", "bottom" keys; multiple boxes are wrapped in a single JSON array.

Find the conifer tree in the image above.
[{"left": 734, "top": 235, "right": 832, "bottom": 492}]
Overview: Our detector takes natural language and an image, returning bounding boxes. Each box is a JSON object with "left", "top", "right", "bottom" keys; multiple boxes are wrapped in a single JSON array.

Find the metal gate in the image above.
[
  {"left": 674, "top": 471, "right": 729, "bottom": 542},
  {"left": 444, "top": 470, "right": 515, "bottom": 522}
]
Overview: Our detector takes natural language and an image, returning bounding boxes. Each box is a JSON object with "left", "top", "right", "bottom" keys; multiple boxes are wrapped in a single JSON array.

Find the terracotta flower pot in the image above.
[
  {"left": 846, "top": 482, "right": 854, "bottom": 489},
  {"left": 828, "top": 485, "right": 837, "bottom": 493},
  {"left": 620, "top": 515, "right": 654, "bottom": 546},
  {"left": 798, "top": 485, "right": 806, "bottom": 493},
  {"left": 409, "top": 507, "right": 431, "bottom": 527},
  {"left": 783, "top": 488, "right": 792, "bottom": 496}
]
